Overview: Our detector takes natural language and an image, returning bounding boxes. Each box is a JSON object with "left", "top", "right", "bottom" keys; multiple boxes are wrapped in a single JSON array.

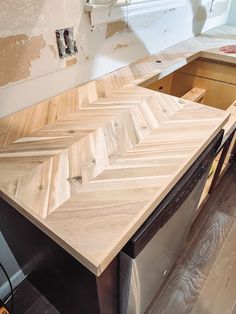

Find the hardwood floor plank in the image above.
[
  {"left": 190, "top": 220, "right": 236, "bottom": 314},
  {"left": 147, "top": 169, "right": 236, "bottom": 314}
]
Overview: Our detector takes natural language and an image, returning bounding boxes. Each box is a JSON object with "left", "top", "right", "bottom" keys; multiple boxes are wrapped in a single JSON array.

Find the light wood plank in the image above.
[
  {"left": 182, "top": 87, "right": 206, "bottom": 103},
  {"left": 172, "top": 72, "right": 236, "bottom": 110},
  {"left": 225, "top": 100, "right": 236, "bottom": 135},
  {"left": 177, "top": 58, "right": 236, "bottom": 86},
  {"left": 191, "top": 220, "right": 236, "bottom": 314},
  {"left": 147, "top": 171, "right": 236, "bottom": 314},
  {"left": 0, "top": 86, "right": 228, "bottom": 275}
]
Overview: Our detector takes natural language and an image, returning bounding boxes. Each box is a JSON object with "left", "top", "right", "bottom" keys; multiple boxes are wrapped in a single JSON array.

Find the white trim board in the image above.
[{"left": 85, "top": 0, "right": 186, "bottom": 26}]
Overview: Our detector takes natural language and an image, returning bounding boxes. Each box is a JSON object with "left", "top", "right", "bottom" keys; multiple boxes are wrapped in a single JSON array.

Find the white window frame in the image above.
[{"left": 85, "top": 0, "right": 186, "bottom": 26}]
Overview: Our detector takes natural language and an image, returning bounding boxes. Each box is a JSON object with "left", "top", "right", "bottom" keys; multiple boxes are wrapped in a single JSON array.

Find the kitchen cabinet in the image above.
[
  {"left": 0, "top": 26, "right": 235, "bottom": 314},
  {"left": 143, "top": 57, "right": 236, "bottom": 208}
]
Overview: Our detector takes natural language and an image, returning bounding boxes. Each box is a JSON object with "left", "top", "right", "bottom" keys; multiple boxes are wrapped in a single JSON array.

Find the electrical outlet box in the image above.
[{"left": 55, "top": 27, "right": 78, "bottom": 59}]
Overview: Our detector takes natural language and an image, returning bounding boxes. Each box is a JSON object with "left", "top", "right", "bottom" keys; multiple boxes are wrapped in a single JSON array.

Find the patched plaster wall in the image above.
[
  {"left": 0, "top": 34, "right": 46, "bottom": 86},
  {"left": 0, "top": 0, "right": 232, "bottom": 118}
]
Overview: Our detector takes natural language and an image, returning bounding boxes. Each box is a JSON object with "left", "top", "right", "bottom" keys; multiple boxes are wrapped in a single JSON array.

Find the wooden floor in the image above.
[
  {"left": 148, "top": 164, "right": 236, "bottom": 314},
  {"left": 6, "top": 164, "right": 236, "bottom": 314}
]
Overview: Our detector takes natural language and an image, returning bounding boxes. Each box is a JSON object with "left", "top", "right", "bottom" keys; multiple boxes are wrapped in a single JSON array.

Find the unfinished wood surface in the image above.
[
  {"left": 225, "top": 100, "right": 236, "bottom": 135},
  {"left": 142, "top": 74, "right": 173, "bottom": 94},
  {"left": 0, "top": 25, "right": 235, "bottom": 276},
  {"left": 177, "top": 58, "right": 236, "bottom": 86},
  {"left": 191, "top": 221, "right": 236, "bottom": 314},
  {"left": 0, "top": 86, "right": 228, "bottom": 275},
  {"left": 171, "top": 72, "right": 236, "bottom": 110},
  {"left": 171, "top": 58, "right": 236, "bottom": 111},
  {"left": 182, "top": 87, "right": 206, "bottom": 103},
  {"left": 147, "top": 167, "right": 236, "bottom": 314},
  {"left": 0, "top": 90, "right": 80, "bottom": 148}
]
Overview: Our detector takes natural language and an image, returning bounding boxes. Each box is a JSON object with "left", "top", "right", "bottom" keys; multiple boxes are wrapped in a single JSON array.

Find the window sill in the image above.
[{"left": 85, "top": 0, "right": 186, "bottom": 26}]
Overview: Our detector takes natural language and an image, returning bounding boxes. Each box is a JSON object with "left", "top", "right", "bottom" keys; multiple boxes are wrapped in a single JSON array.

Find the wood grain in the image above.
[
  {"left": 0, "top": 86, "right": 228, "bottom": 275},
  {"left": 0, "top": 25, "right": 235, "bottom": 276},
  {"left": 182, "top": 87, "right": 206, "bottom": 103},
  {"left": 191, "top": 221, "right": 236, "bottom": 314},
  {"left": 177, "top": 58, "right": 236, "bottom": 85},
  {"left": 225, "top": 100, "right": 236, "bottom": 135},
  {"left": 147, "top": 167, "right": 236, "bottom": 314},
  {"left": 171, "top": 72, "right": 236, "bottom": 110}
]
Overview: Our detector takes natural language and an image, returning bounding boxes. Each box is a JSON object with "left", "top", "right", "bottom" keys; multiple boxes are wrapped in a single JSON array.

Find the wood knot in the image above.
[
  {"left": 39, "top": 185, "right": 43, "bottom": 191},
  {"left": 91, "top": 159, "right": 96, "bottom": 165},
  {"left": 88, "top": 159, "right": 96, "bottom": 168},
  {"left": 67, "top": 176, "right": 82, "bottom": 183}
]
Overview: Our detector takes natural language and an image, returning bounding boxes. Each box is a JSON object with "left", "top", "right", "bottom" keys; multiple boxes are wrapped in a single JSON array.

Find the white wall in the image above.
[
  {"left": 228, "top": 0, "right": 236, "bottom": 23},
  {"left": 0, "top": 0, "right": 232, "bottom": 119}
]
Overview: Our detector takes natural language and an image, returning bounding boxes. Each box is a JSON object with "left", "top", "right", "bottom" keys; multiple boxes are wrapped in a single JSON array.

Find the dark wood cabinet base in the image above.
[{"left": 0, "top": 198, "right": 118, "bottom": 314}]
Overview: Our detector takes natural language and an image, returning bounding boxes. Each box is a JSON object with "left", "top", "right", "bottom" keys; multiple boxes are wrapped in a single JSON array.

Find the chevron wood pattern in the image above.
[
  {"left": 1, "top": 25, "right": 235, "bottom": 148},
  {"left": 0, "top": 84, "right": 229, "bottom": 275},
  {"left": 0, "top": 25, "right": 235, "bottom": 275}
]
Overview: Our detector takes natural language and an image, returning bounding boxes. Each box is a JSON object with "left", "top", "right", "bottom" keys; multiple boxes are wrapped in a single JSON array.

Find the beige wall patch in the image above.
[
  {"left": 113, "top": 43, "right": 129, "bottom": 49},
  {"left": 106, "top": 21, "right": 128, "bottom": 39},
  {"left": 66, "top": 57, "right": 77, "bottom": 67},
  {"left": 0, "top": 34, "right": 46, "bottom": 87},
  {"left": 49, "top": 44, "right": 58, "bottom": 58}
]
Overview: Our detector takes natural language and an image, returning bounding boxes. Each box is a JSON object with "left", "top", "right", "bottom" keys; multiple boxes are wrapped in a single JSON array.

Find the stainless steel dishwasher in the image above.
[{"left": 119, "top": 130, "right": 223, "bottom": 314}]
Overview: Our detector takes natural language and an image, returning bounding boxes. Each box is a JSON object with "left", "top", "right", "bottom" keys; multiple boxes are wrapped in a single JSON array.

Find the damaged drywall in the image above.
[
  {"left": 66, "top": 57, "right": 78, "bottom": 67},
  {"left": 0, "top": 0, "right": 233, "bottom": 119},
  {"left": 106, "top": 21, "right": 129, "bottom": 39},
  {"left": 0, "top": 34, "right": 46, "bottom": 86},
  {"left": 113, "top": 43, "right": 129, "bottom": 49},
  {"left": 49, "top": 44, "right": 58, "bottom": 58}
]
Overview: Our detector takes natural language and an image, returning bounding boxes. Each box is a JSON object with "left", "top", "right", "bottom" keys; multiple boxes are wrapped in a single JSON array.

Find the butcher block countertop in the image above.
[{"left": 0, "top": 25, "right": 235, "bottom": 276}]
